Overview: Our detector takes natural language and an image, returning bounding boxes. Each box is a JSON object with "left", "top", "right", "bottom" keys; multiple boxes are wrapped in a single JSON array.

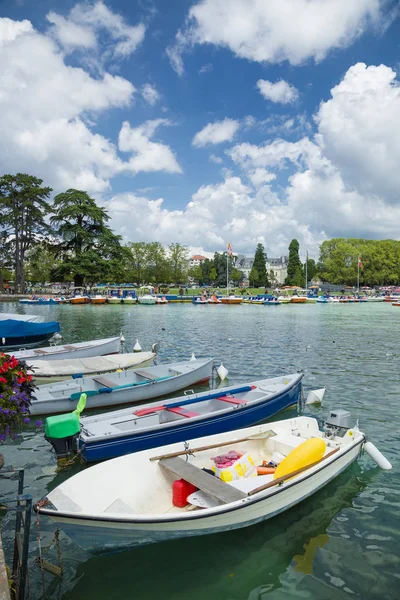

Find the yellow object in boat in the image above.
[{"left": 274, "top": 438, "right": 326, "bottom": 479}]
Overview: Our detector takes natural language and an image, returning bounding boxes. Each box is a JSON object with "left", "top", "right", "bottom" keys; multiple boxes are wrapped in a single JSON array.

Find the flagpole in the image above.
[
  {"left": 357, "top": 258, "right": 360, "bottom": 294},
  {"left": 226, "top": 251, "right": 229, "bottom": 296},
  {"left": 305, "top": 251, "right": 308, "bottom": 293}
]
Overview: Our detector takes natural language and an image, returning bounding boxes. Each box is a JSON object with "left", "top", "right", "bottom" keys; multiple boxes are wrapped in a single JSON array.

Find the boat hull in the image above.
[
  {"left": 79, "top": 377, "right": 302, "bottom": 462},
  {"left": 12, "top": 336, "right": 121, "bottom": 362},
  {"left": 90, "top": 299, "right": 107, "bottom": 304},
  {"left": 47, "top": 437, "right": 363, "bottom": 553},
  {"left": 30, "top": 359, "right": 214, "bottom": 415},
  {"left": 70, "top": 298, "right": 90, "bottom": 304}
]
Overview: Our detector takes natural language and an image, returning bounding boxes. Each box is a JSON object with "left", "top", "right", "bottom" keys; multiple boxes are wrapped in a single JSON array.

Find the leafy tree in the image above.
[
  {"left": 200, "top": 258, "right": 213, "bottom": 285},
  {"left": 27, "top": 243, "right": 58, "bottom": 285},
  {"left": 231, "top": 268, "right": 244, "bottom": 284},
  {"left": 304, "top": 257, "right": 316, "bottom": 283},
  {"left": 188, "top": 266, "right": 202, "bottom": 283},
  {"left": 127, "top": 242, "right": 148, "bottom": 284},
  {"left": 214, "top": 252, "right": 234, "bottom": 286},
  {"left": 209, "top": 267, "right": 217, "bottom": 283},
  {"left": 0, "top": 232, "right": 13, "bottom": 293},
  {"left": 50, "top": 189, "right": 123, "bottom": 287},
  {"left": 252, "top": 243, "right": 269, "bottom": 286},
  {"left": 145, "top": 242, "right": 167, "bottom": 285},
  {"left": 249, "top": 267, "right": 259, "bottom": 287},
  {"left": 168, "top": 243, "right": 188, "bottom": 283},
  {"left": 0, "top": 174, "right": 53, "bottom": 292},
  {"left": 285, "top": 239, "right": 304, "bottom": 286}
]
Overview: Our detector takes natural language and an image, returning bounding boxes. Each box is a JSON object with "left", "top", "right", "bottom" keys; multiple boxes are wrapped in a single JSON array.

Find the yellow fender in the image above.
[{"left": 274, "top": 438, "right": 326, "bottom": 479}]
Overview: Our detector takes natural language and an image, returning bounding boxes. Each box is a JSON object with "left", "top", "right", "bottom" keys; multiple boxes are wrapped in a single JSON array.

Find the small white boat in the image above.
[
  {"left": 156, "top": 297, "right": 168, "bottom": 304},
  {"left": 12, "top": 336, "right": 122, "bottom": 362},
  {"left": 28, "top": 351, "right": 156, "bottom": 384},
  {"left": 36, "top": 410, "right": 390, "bottom": 554},
  {"left": 207, "top": 296, "right": 221, "bottom": 304},
  {"left": 123, "top": 295, "right": 136, "bottom": 304},
  {"left": 107, "top": 297, "right": 122, "bottom": 304},
  {"left": 194, "top": 297, "right": 208, "bottom": 304},
  {"left": 30, "top": 358, "right": 214, "bottom": 415},
  {"left": 138, "top": 295, "right": 157, "bottom": 305}
]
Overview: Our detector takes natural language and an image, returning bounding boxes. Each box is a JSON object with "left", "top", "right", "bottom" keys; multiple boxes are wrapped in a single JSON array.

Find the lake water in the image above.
[{"left": 1, "top": 301, "right": 399, "bottom": 600}]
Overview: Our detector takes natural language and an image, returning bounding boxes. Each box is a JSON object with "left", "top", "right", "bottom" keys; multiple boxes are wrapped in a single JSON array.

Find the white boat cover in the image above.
[
  {"left": 0, "top": 313, "right": 45, "bottom": 323},
  {"left": 29, "top": 352, "right": 156, "bottom": 378}
]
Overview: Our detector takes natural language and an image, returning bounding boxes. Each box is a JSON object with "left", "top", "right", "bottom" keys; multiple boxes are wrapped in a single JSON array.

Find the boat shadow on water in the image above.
[{"left": 58, "top": 464, "right": 375, "bottom": 600}]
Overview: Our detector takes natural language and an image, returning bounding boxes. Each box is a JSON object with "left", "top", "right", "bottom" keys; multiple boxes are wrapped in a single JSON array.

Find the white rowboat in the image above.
[
  {"left": 28, "top": 351, "right": 156, "bottom": 384},
  {"left": 30, "top": 358, "right": 214, "bottom": 415},
  {"left": 12, "top": 336, "right": 122, "bottom": 362},
  {"left": 37, "top": 415, "right": 388, "bottom": 554}
]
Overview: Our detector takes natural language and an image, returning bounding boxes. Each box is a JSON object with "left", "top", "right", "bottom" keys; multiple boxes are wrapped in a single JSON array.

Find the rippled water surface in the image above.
[{"left": 1, "top": 301, "right": 399, "bottom": 599}]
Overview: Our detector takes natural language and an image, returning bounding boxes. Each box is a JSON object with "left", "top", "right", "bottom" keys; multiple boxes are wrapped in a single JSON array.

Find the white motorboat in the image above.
[
  {"left": 12, "top": 336, "right": 122, "bottom": 362},
  {"left": 30, "top": 358, "right": 214, "bottom": 415},
  {"left": 138, "top": 295, "right": 157, "bottom": 305},
  {"left": 28, "top": 351, "right": 156, "bottom": 384},
  {"left": 36, "top": 410, "right": 391, "bottom": 554}
]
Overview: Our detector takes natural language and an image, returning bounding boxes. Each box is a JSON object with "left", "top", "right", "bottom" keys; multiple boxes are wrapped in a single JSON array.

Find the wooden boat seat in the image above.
[
  {"left": 93, "top": 376, "right": 115, "bottom": 389},
  {"left": 167, "top": 407, "right": 200, "bottom": 418},
  {"left": 159, "top": 457, "right": 247, "bottom": 504},
  {"left": 217, "top": 395, "right": 247, "bottom": 406},
  {"left": 64, "top": 344, "right": 90, "bottom": 351},
  {"left": 134, "top": 369, "right": 159, "bottom": 381},
  {"left": 33, "top": 348, "right": 49, "bottom": 354}
]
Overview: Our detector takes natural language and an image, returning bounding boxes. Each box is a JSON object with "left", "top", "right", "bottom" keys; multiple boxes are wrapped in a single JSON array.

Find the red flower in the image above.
[{"left": 0, "top": 376, "right": 7, "bottom": 384}]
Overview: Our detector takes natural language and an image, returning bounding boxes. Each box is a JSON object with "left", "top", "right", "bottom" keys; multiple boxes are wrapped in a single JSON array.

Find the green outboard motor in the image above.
[{"left": 44, "top": 393, "right": 86, "bottom": 460}]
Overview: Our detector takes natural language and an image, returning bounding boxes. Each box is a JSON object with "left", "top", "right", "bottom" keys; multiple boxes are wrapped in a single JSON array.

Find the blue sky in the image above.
[{"left": 1, "top": 0, "right": 400, "bottom": 258}]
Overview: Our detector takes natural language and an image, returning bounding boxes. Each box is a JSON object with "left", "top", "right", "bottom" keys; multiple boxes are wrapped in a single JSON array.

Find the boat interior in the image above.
[
  {"left": 80, "top": 376, "right": 298, "bottom": 440},
  {"left": 48, "top": 418, "right": 358, "bottom": 518}
]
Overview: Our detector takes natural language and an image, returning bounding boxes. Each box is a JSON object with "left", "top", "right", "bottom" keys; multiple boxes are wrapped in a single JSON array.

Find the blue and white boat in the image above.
[
  {"left": 62, "top": 373, "right": 303, "bottom": 462},
  {"left": 0, "top": 313, "right": 60, "bottom": 350},
  {"left": 316, "top": 295, "right": 329, "bottom": 303}
]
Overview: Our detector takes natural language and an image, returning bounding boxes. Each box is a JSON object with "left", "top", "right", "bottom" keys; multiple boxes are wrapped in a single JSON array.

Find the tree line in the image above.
[{"left": 1, "top": 173, "right": 398, "bottom": 292}]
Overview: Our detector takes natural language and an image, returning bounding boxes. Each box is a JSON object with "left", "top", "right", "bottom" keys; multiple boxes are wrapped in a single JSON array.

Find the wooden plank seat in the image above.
[
  {"left": 159, "top": 457, "right": 247, "bottom": 504},
  {"left": 134, "top": 369, "right": 160, "bottom": 381},
  {"left": 93, "top": 376, "right": 116, "bottom": 389},
  {"left": 33, "top": 348, "right": 49, "bottom": 354},
  {"left": 217, "top": 395, "right": 247, "bottom": 406},
  {"left": 63, "top": 345, "right": 90, "bottom": 351},
  {"left": 167, "top": 406, "right": 200, "bottom": 418}
]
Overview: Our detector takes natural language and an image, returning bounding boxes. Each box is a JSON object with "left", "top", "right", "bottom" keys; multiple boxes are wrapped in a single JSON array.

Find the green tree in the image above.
[
  {"left": 209, "top": 267, "right": 217, "bottom": 284},
  {"left": 252, "top": 243, "right": 269, "bottom": 286},
  {"left": 27, "top": 243, "right": 58, "bottom": 285},
  {"left": 0, "top": 232, "right": 13, "bottom": 293},
  {"left": 214, "top": 252, "right": 234, "bottom": 286},
  {"left": 188, "top": 266, "right": 202, "bottom": 283},
  {"left": 51, "top": 189, "right": 123, "bottom": 287},
  {"left": 249, "top": 267, "right": 259, "bottom": 287},
  {"left": 145, "top": 242, "right": 167, "bottom": 285},
  {"left": 231, "top": 268, "right": 244, "bottom": 284},
  {"left": 127, "top": 242, "right": 148, "bottom": 284},
  {"left": 0, "top": 173, "right": 53, "bottom": 292},
  {"left": 304, "top": 257, "right": 316, "bottom": 284},
  {"left": 285, "top": 239, "right": 304, "bottom": 286},
  {"left": 168, "top": 243, "right": 188, "bottom": 283}
]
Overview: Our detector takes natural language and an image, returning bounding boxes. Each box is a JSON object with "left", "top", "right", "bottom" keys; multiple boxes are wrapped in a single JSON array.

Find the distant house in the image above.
[
  {"left": 236, "top": 254, "right": 288, "bottom": 285},
  {"left": 189, "top": 255, "right": 207, "bottom": 268}
]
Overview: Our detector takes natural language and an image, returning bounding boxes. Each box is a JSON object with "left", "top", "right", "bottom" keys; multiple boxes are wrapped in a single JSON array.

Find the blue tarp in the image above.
[{"left": 0, "top": 319, "right": 60, "bottom": 339}]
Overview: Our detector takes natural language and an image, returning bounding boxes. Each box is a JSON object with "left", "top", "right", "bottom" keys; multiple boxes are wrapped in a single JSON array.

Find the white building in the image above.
[
  {"left": 189, "top": 255, "right": 207, "bottom": 268},
  {"left": 235, "top": 254, "right": 288, "bottom": 285}
]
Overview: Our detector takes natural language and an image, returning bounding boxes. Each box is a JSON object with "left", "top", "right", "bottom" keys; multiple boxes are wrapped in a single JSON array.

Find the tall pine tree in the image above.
[
  {"left": 252, "top": 243, "right": 269, "bottom": 286},
  {"left": 285, "top": 239, "right": 304, "bottom": 286}
]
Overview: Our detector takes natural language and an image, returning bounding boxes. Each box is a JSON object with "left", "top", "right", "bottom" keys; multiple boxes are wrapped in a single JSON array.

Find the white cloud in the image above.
[
  {"left": 46, "top": 12, "right": 97, "bottom": 51},
  {"left": 119, "top": 120, "right": 182, "bottom": 174},
  {"left": 257, "top": 79, "right": 299, "bottom": 104},
  {"left": 141, "top": 83, "right": 160, "bottom": 106},
  {"left": 199, "top": 63, "right": 213, "bottom": 74},
  {"left": 47, "top": 1, "right": 145, "bottom": 58},
  {"left": 0, "top": 15, "right": 179, "bottom": 194},
  {"left": 192, "top": 118, "right": 240, "bottom": 147},
  {"left": 168, "top": 0, "right": 383, "bottom": 74},
  {"left": 209, "top": 154, "right": 223, "bottom": 164},
  {"left": 109, "top": 62, "right": 400, "bottom": 258},
  {"left": 107, "top": 175, "right": 319, "bottom": 257}
]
